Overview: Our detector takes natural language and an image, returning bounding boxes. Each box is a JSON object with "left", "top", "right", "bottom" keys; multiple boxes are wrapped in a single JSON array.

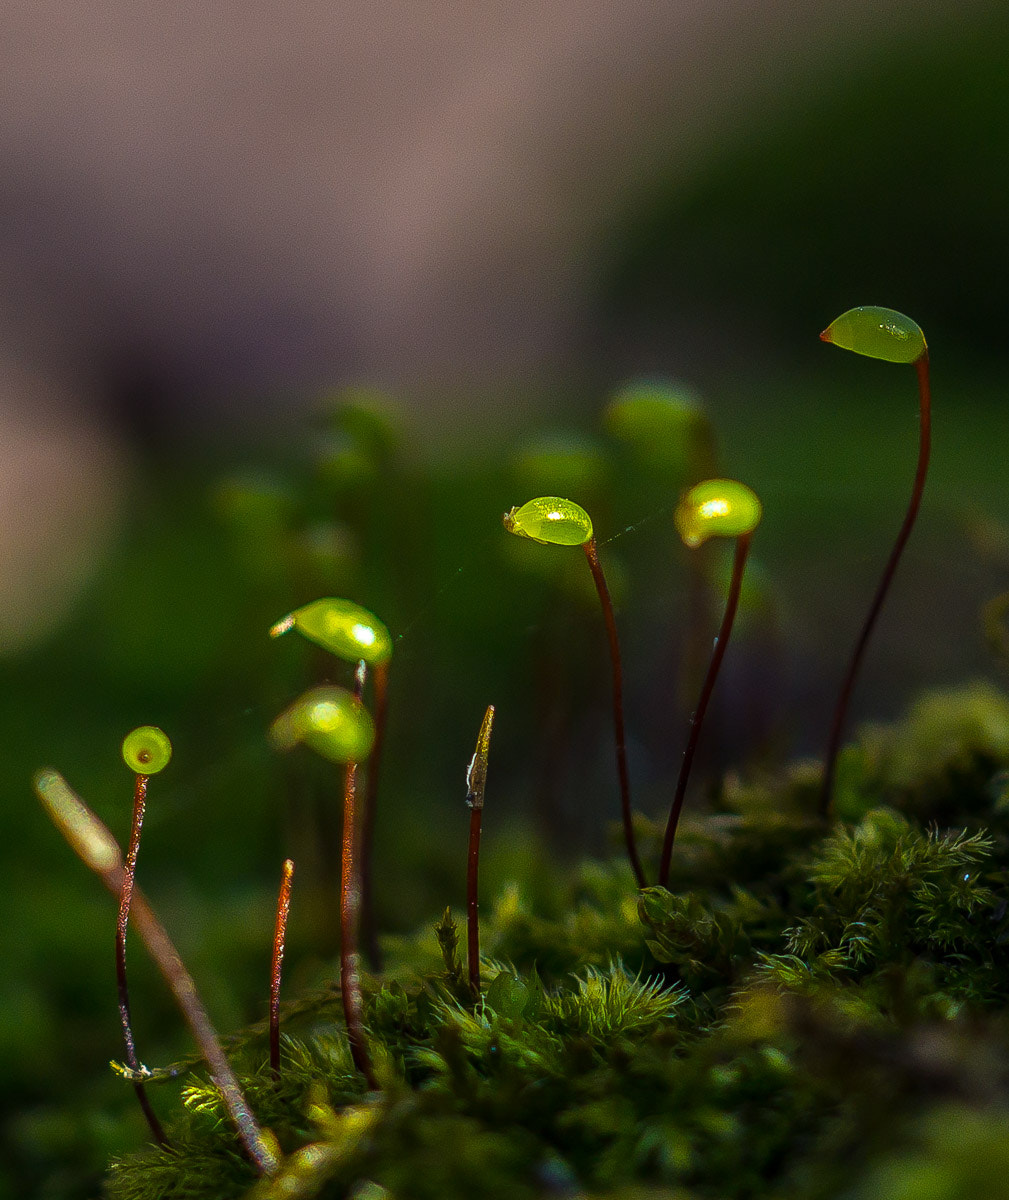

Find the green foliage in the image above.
[{"left": 97, "top": 678, "right": 1009, "bottom": 1198}]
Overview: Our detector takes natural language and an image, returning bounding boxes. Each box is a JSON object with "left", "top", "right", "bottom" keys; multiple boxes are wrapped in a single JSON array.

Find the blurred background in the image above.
[{"left": 2, "top": 2, "right": 1009, "bottom": 1195}]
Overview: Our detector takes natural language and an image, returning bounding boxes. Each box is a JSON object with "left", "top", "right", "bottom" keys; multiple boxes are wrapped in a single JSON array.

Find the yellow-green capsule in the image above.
[
  {"left": 122, "top": 726, "right": 173, "bottom": 775},
  {"left": 269, "top": 686, "right": 376, "bottom": 764},
  {"left": 675, "top": 479, "right": 762, "bottom": 549},
  {"left": 269, "top": 598, "right": 392, "bottom": 666},
  {"left": 820, "top": 306, "right": 926, "bottom": 364},
  {"left": 503, "top": 496, "right": 593, "bottom": 547}
]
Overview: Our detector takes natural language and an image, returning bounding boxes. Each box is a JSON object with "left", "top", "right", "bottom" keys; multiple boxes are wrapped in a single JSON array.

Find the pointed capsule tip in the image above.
[
  {"left": 819, "top": 327, "right": 832, "bottom": 343},
  {"left": 269, "top": 614, "right": 295, "bottom": 639}
]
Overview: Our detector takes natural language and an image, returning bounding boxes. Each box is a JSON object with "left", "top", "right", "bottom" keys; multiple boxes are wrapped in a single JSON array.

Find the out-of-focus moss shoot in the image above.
[
  {"left": 604, "top": 379, "right": 701, "bottom": 442},
  {"left": 294, "top": 522, "right": 359, "bottom": 588},
  {"left": 604, "top": 379, "right": 712, "bottom": 476},
  {"left": 674, "top": 480, "right": 762, "bottom": 549},
  {"left": 121, "top": 726, "right": 173, "bottom": 775},
  {"left": 503, "top": 496, "right": 593, "bottom": 546},
  {"left": 512, "top": 435, "right": 608, "bottom": 500},
  {"left": 270, "top": 686, "right": 376, "bottom": 764},
  {"left": 214, "top": 473, "right": 294, "bottom": 537},
  {"left": 820, "top": 306, "right": 926, "bottom": 364},
  {"left": 269, "top": 598, "right": 393, "bottom": 666},
  {"left": 323, "top": 385, "right": 401, "bottom": 458}
]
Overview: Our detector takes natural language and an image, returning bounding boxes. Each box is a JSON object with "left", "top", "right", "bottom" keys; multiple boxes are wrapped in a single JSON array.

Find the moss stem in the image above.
[
  {"left": 269, "top": 858, "right": 294, "bottom": 1080},
  {"left": 582, "top": 536, "right": 647, "bottom": 887},
  {"left": 341, "top": 664, "right": 378, "bottom": 1089},
  {"left": 659, "top": 531, "right": 752, "bottom": 887},
  {"left": 820, "top": 351, "right": 931, "bottom": 817},
  {"left": 116, "top": 772, "right": 168, "bottom": 1146},
  {"left": 359, "top": 659, "right": 389, "bottom": 971}
]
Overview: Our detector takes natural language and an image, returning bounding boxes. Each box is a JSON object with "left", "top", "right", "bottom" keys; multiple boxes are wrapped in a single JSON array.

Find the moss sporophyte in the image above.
[
  {"left": 818, "top": 306, "right": 930, "bottom": 817},
  {"left": 504, "top": 496, "right": 646, "bottom": 886},
  {"left": 32, "top": 305, "right": 979, "bottom": 1200},
  {"left": 271, "top": 598, "right": 391, "bottom": 969}
]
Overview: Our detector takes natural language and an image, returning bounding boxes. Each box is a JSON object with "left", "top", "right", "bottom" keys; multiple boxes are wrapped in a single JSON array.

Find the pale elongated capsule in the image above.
[
  {"left": 269, "top": 686, "right": 376, "bottom": 764},
  {"left": 674, "top": 480, "right": 762, "bottom": 549},
  {"left": 121, "top": 727, "right": 173, "bottom": 775},
  {"left": 503, "top": 496, "right": 593, "bottom": 546},
  {"left": 269, "top": 598, "right": 392, "bottom": 666},
  {"left": 820, "top": 306, "right": 926, "bottom": 364}
]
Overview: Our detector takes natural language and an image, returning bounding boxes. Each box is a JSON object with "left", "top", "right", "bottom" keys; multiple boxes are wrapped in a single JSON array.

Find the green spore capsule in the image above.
[
  {"left": 269, "top": 686, "right": 376, "bottom": 764},
  {"left": 121, "top": 727, "right": 172, "bottom": 775},
  {"left": 675, "top": 479, "right": 762, "bottom": 549},
  {"left": 820, "top": 306, "right": 926, "bottom": 364},
  {"left": 270, "top": 598, "right": 392, "bottom": 666},
  {"left": 503, "top": 496, "right": 593, "bottom": 546}
]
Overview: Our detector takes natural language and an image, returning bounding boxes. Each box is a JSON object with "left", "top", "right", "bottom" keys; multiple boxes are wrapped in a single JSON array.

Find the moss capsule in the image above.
[
  {"left": 121, "top": 727, "right": 172, "bottom": 775},
  {"left": 674, "top": 480, "right": 762, "bottom": 549},
  {"left": 270, "top": 686, "right": 376, "bottom": 764},
  {"left": 503, "top": 496, "right": 593, "bottom": 546},
  {"left": 270, "top": 598, "right": 392, "bottom": 666},
  {"left": 820, "top": 306, "right": 926, "bottom": 364}
]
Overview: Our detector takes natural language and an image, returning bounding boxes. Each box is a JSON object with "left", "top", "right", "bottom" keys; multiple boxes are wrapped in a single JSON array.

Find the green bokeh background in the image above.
[{"left": 5, "top": 12, "right": 1009, "bottom": 1197}]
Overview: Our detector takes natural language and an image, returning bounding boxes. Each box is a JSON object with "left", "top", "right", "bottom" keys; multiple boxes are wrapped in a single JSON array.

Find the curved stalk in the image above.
[
  {"left": 582, "top": 536, "right": 647, "bottom": 887},
  {"left": 820, "top": 352, "right": 931, "bottom": 816},
  {"left": 116, "top": 772, "right": 168, "bottom": 1146},
  {"left": 659, "top": 531, "right": 752, "bottom": 887}
]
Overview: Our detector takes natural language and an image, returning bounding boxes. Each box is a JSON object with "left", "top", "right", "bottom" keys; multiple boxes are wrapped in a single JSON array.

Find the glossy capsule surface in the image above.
[
  {"left": 675, "top": 479, "right": 762, "bottom": 549},
  {"left": 820, "top": 306, "right": 926, "bottom": 364},
  {"left": 503, "top": 496, "right": 593, "bottom": 546},
  {"left": 269, "top": 686, "right": 376, "bottom": 764},
  {"left": 270, "top": 598, "right": 392, "bottom": 665},
  {"left": 122, "top": 726, "right": 173, "bottom": 774}
]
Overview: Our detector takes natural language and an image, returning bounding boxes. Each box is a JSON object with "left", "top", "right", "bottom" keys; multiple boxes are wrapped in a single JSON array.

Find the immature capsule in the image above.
[
  {"left": 503, "top": 496, "right": 593, "bottom": 546},
  {"left": 121, "top": 727, "right": 173, "bottom": 775},
  {"left": 820, "top": 306, "right": 927, "bottom": 364},
  {"left": 674, "top": 480, "right": 762, "bottom": 549},
  {"left": 269, "top": 598, "right": 393, "bottom": 666},
  {"left": 269, "top": 686, "right": 376, "bottom": 764}
]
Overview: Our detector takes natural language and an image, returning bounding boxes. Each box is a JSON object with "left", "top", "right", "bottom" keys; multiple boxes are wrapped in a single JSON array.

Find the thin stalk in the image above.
[
  {"left": 582, "top": 536, "right": 647, "bottom": 887},
  {"left": 269, "top": 858, "right": 295, "bottom": 1080},
  {"left": 819, "top": 352, "right": 931, "bottom": 817},
  {"left": 467, "top": 807, "right": 483, "bottom": 996},
  {"left": 465, "top": 705, "right": 495, "bottom": 997},
  {"left": 659, "top": 531, "right": 752, "bottom": 887},
  {"left": 359, "top": 659, "right": 389, "bottom": 971},
  {"left": 341, "top": 663, "right": 378, "bottom": 1089},
  {"left": 116, "top": 773, "right": 168, "bottom": 1146},
  {"left": 35, "top": 770, "right": 278, "bottom": 1176}
]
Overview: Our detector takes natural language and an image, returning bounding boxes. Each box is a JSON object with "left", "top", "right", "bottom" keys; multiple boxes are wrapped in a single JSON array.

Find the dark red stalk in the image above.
[
  {"left": 269, "top": 858, "right": 295, "bottom": 1079},
  {"left": 819, "top": 352, "right": 931, "bottom": 817},
  {"left": 659, "top": 531, "right": 753, "bottom": 887},
  {"left": 465, "top": 704, "right": 494, "bottom": 997},
  {"left": 116, "top": 772, "right": 168, "bottom": 1146},
  {"left": 582, "top": 536, "right": 647, "bottom": 888},
  {"left": 341, "top": 663, "right": 378, "bottom": 1089},
  {"left": 36, "top": 770, "right": 278, "bottom": 1175},
  {"left": 359, "top": 660, "right": 389, "bottom": 971},
  {"left": 467, "top": 806, "right": 483, "bottom": 996}
]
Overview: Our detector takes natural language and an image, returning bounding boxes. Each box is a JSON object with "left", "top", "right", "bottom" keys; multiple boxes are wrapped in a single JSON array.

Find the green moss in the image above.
[{"left": 95, "top": 679, "right": 1009, "bottom": 1199}]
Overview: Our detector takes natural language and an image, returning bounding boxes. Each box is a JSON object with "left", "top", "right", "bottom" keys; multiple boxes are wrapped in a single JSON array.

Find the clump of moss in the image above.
[{"left": 95, "top": 681, "right": 1009, "bottom": 1200}]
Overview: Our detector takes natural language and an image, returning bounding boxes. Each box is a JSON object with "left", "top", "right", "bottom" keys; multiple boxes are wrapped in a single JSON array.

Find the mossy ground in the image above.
[{"left": 102, "top": 682, "right": 1009, "bottom": 1200}]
